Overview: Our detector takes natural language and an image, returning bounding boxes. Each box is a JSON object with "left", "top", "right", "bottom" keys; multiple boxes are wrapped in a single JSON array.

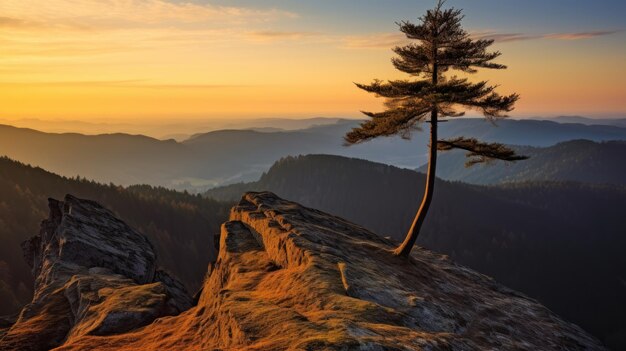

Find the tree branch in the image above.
[{"left": 437, "top": 137, "right": 529, "bottom": 167}]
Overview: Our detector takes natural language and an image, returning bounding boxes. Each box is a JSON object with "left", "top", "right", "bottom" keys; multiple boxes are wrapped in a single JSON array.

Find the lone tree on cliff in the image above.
[{"left": 345, "top": 0, "right": 527, "bottom": 257}]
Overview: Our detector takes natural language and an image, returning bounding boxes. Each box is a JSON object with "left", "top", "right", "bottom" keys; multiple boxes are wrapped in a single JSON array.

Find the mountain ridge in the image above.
[
  {"left": 418, "top": 139, "right": 626, "bottom": 185},
  {"left": 2, "top": 118, "right": 626, "bottom": 191}
]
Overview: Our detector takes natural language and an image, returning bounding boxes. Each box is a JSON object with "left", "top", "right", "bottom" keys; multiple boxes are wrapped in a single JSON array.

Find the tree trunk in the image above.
[
  {"left": 393, "top": 109, "right": 438, "bottom": 257},
  {"left": 393, "top": 59, "right": 439, "bottom": 257}
]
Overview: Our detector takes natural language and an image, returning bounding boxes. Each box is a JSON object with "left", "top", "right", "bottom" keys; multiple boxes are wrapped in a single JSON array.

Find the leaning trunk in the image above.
[
  {"left": 393, "top": 109, "right": 438, "bottom": 257},
  {"left": 393, "top": 51, "right": 440, "bottom": 257}
]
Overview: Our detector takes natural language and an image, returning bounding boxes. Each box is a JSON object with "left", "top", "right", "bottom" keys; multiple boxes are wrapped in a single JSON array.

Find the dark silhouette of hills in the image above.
[
  {"left": 419, "top": 140, "right": 626, "bottom": 185},
  {"left": 0, "top": 156, "right": 230, "bottom": 316},
  {"left": 2, "top": 118, "right": 626, "bottom": 192},
  {"left": 206, "top": 154, "right": 626, "bottom": 349}
]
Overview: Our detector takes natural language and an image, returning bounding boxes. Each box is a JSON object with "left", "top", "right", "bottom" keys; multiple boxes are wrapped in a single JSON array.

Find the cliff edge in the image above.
[
  {"left": 1, "top": 192, "right": 605, "bottom": 350},
  {"left": 0, "top": 195, "right": 192, "bottom": 351}
]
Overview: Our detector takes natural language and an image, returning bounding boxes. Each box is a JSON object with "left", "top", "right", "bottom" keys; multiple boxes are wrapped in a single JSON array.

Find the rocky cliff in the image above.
[
  {"left": 1, "top": 192, "right": 605, "bottom": 350},
  {"left": 0, "top": 195, "right": 192, "bottom": 351}
]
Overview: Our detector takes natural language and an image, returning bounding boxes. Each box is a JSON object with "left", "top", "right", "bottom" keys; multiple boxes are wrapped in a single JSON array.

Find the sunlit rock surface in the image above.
[
  {"left": 0, "top": 195, "right": 192, "bottom": 351},
  {"left": 1, "top": 192, "right": 605, "bottom": 350}
]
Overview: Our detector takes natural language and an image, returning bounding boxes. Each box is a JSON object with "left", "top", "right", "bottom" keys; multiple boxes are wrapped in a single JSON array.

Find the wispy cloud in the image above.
[
  {"left": 246, "top": 30, "right": 320, "bottom": 42},
  {"left": 0, "top": 16, "right": 37, "bottom": 28},
  {"left": 0, "top": 0, "right": 297, "bottom": 30},
  {"left": 342, "top": 33, "right": 408, "bottom": 49},
  {"left": 0, "top": 80, "right": 147, "bottom": 87},
  {"left": 341, "top": 29, "right": 621, "bottom": 50},
  {"left": 472, "top": 32, "right": 542, "bottom": 43},
  {"left": 544, "top": 30, "right": 621, "bottom": 40},
  {"left": 475, "top": 30, "right": 621, "bottom": 43},
  {"left": 0, "top": 38, "right": 139, "bottom": 58},
  {"left": 0, "top": 0, "right": 303, "bottom": 61},
  {"left": 0, "top": 15, "right": 90, "bottom": 31},
  {"left": 0, "top": 80, "right": 249, "bottom": 89}
]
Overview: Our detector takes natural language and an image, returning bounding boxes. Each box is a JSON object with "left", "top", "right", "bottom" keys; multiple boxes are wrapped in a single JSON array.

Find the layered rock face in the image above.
[
  {"left": 1, "top": 192, "right": 605, "bottom": 350},
  {"left": 0, "top": 195, "right": 192, "bottom": 351}
]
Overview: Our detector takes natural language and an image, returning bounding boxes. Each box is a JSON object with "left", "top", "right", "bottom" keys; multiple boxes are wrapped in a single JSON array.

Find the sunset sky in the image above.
[{"left": 0, "top": 0, "right": 624, "bottom": 122}]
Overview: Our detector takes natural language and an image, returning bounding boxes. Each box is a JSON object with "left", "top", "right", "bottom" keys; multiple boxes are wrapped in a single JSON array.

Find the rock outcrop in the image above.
[
  {"left": 1, "top": 192, "right": 605, "bottom": 350},
  {"left": 0, "top": 195, "right": 192, "bottom": 351}
]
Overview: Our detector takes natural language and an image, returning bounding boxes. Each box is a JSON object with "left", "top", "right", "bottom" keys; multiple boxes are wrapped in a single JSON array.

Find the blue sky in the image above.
[{"left": 196, "top": 0, "right": 626, "bottom": 34}]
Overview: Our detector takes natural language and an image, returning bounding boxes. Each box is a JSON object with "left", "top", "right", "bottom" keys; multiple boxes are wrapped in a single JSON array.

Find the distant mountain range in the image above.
[
  {"left": 205, "top": 154, "right": 626, "bottom": 348},
  {"left": 550, "top": 116, "right": 626, "bottom": 128},
  {"left": 419, "top": 140, "right": 626, "bottom": 185},
  {"left": 1, "top": 118, "right": 626, "bottom": 192},
  {"left": 3, "top": 115, "right": 623, "bottom": 139},
  {"left": 0, "top": 117, "right": 346, "bottom": 140}
]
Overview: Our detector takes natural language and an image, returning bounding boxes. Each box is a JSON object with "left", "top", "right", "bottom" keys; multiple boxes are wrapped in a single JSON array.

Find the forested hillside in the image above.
[
  {"left": 0, "top": 157, "right": 230, "bottom": 315},
  {"left": 420, "top": 140, "right": 626, "bottom": 185},
  {"left": 206, "top": 154, "right": 626, "bottom": 349}
]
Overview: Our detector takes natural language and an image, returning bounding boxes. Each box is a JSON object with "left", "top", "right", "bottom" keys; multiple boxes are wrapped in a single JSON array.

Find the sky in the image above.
[{"left": 0, "top": 0, "right": 624, "bottom": 123}]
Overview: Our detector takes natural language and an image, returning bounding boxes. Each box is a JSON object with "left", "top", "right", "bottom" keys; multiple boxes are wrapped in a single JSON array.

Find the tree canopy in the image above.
[{"left": 346, "top": 0, "right": 525, "bottom": 165}]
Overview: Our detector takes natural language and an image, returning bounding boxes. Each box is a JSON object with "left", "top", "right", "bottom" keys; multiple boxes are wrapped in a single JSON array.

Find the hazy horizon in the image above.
[{"left": 1, "top": 114, "right": 625, "bottom": 140}]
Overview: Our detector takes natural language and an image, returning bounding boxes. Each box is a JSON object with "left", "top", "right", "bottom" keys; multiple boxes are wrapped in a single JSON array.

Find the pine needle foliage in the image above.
[
  {"left": 437, "top": 137, "right": 529, "bottom": 167},
  {"left": 345, "top": 0, "right": 527, "bottom": 256},
  {"left": 346, "top": 0, "right": 522, "bottom": 154}
]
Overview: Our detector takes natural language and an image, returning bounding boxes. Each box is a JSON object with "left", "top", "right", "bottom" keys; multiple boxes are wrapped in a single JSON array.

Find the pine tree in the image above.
[{"left": 345, "top": 0, "right": 527, "bottom": 257}]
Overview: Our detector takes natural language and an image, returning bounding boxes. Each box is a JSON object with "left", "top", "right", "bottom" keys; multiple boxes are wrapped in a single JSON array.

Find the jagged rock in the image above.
[
  {"left": 27, "top": 192, "right": 604, "bottom": 351},
  {"left": 0, "top": 195, "right": 192, "bottom": 351}
]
